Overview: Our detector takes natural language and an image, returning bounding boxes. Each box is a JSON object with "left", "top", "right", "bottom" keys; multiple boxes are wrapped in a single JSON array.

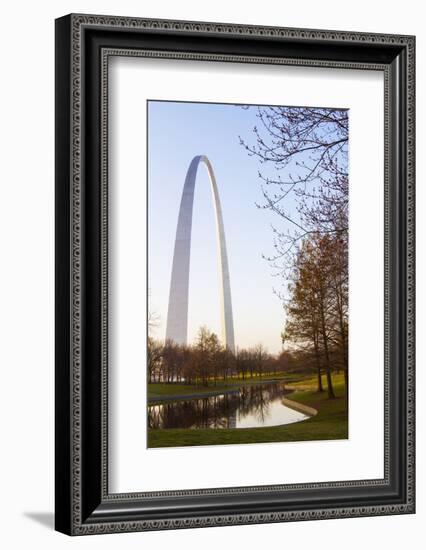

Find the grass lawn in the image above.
[
  {"left": 147, "top": 372, "right": 306, "bottom": 401},
  {"left": 147, "top": 373, "right": 348, "bottom": 448},
  {"left": 148, "top": 382, "right": 235, "bottom": 399}
]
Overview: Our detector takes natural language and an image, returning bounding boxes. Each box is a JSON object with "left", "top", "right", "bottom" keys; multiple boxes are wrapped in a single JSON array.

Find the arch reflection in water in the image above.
[{"left": 148, "top": 383, "right": 308, "bottom": 430}]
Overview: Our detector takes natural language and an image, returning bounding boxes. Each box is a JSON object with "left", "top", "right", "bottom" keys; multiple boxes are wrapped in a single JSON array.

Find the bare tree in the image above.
[
  {"left": 148, "top": 289, "right": 160, "bottom": 336},
  {"left": 253, "top": 343, "right": 269, "bottom": 379},
  {"left": 240, "top": 106, "right": 348, "bottom": 269},
  {"left": 147, "top": 337, "right": 163, "bottom": 383}
]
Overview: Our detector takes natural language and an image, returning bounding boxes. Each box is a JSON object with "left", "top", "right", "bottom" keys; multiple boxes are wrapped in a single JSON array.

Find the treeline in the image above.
[
  {"left": 148, "top": 327, "right": 291, "bottom": 385},
  {"left": 284, "top": 232, "right": 348, "bottom": 398}
]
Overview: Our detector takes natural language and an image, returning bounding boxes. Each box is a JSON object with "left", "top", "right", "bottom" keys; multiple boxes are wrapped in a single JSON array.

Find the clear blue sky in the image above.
[{"left": 148, "top": 100, "right": 295, "bottom": 354}]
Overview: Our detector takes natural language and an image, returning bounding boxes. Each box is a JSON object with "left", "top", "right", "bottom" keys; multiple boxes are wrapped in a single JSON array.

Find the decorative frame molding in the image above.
[{"left": 55, "top": 14, "right": 415, "bottom": 535}]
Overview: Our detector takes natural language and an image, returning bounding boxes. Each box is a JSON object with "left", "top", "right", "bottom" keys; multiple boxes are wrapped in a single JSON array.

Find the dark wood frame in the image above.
[{"left": 55, "top": 13, "right": 415, "bottom": 535}]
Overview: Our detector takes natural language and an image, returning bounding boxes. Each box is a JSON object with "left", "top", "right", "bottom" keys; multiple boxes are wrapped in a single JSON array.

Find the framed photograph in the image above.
[{"left": 55, "top": 14, "right": 415, "bottom": 535}]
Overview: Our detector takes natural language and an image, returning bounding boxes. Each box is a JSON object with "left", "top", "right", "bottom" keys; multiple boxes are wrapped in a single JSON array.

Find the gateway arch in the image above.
[{"left": 165, "top": 155, "right": 235, "bottom": 353}]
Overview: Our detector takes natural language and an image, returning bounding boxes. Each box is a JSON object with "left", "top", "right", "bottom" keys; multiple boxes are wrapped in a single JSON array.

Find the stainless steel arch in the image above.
[{"left": 165, "top": 155, "right": 235, "bottom": 353}]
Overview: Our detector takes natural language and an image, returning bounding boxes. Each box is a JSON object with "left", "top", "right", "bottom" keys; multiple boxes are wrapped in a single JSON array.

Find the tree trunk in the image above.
[
  {"left": 336, "top": 281, "right": 348, "bottom": 401},
  {"left": 317, "top": 365, "right": 323, "bottom": 392},
  {"left": 313, "top": 332, "right": 323, "bottom": 392},
  {"left": 343, "top": 367, "right": 348, "bottom": 402},
  {"left": 319, "top": 293, "right": 335, "bottom": 399}
]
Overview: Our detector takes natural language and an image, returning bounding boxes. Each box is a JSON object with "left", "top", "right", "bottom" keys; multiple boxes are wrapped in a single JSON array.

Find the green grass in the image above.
[
  {"left": 147, "top": 373, "right": 348, "bottom": 448},
  {"left": 148, "top": 382, "right": 233, "bottom": 399},
  {"left": 148, "top": 372, "right": 306, "bottom": 401}
]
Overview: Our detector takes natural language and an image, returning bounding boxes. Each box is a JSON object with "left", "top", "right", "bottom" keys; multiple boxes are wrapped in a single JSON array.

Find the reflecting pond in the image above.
[{"left": 148, "top": 383, "right": 309, "bottom": 430}]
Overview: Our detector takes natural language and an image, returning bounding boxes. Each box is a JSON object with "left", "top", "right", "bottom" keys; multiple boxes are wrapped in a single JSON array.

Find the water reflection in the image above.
[{"left": 148, "top": 383, "right": 308, "bottom": 430}]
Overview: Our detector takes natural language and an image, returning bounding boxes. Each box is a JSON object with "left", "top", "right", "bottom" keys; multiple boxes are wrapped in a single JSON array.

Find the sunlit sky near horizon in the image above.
[{"left": 148, "top": 100, "right": 298, "bottom": 355}]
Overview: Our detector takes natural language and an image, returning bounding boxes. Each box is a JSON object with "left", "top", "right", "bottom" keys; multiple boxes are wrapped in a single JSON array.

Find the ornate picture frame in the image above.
[{"left": 55, "top": 14, "right": 415, "bottom": 535}]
